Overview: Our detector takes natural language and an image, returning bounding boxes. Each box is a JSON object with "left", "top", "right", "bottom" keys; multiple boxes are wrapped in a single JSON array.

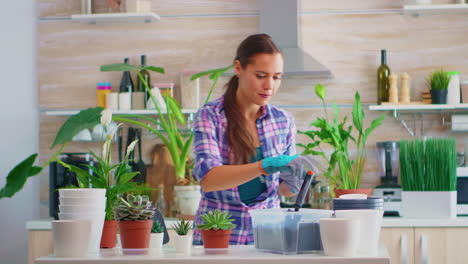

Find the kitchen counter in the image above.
[
  {"left": 34, "top": 245, "right": 389, "bottom": 264},
  {"left": 26, "top": 217, "right": 468, "bottom": 230}
]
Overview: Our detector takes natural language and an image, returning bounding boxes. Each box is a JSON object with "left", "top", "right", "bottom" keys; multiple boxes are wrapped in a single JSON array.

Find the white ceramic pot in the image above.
[
  {"left": 335, "top": 209, "right": 384, "bottom": 256},
  {"left": 59, "top": 205, "right": 105, "bottom": 214},
  {"left": 319, "top": 218, "right": 360, "bottom": 257},
  {"left": 174, "top": 235, "right": 192, "bottom": 254},
  {"left": 150, "top": 233, "right": 164, "bottom": 248},
  {"left": 59, "top": 188, "right": 106, "bottom": 198},
  {"left": 402, "top": 191, "right": 457, "bottom": 219},
  {"left": 59, "top": 196, "right": 106, "bottom": 207},
  {"left": 52, "top": 220, "right": 91, "bottom": 257},
  {"left": 58, "top": 212, "right": 105, "bottom": 253},
  {"left": 173, "top": 185, "right": 201, "bottom": 216}
]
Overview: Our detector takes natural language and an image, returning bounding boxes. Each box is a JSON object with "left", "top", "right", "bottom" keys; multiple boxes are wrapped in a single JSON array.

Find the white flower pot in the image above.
[
  {"left": 402, "top": 191, "right": 457, "bottom": 218},
  {"left": 412, "top": 0, "right": 431, "bottom": 4},
  {"left": 174, "top": 235, "right": 192, "bottom": 254},
  {"left": 150, "top": 233, "right": 164, "bottom": 248},
  {"left": 173, "top": 185, "right": 201, "bottom": 216},
  {"left": 58, "top": 212, "right": 105, "bottom": 253}
]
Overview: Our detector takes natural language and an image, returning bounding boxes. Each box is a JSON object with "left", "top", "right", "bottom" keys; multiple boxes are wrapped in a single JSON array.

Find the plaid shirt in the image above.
[{"left": 192, "top": 96, "right": 297, "bottom": 245}]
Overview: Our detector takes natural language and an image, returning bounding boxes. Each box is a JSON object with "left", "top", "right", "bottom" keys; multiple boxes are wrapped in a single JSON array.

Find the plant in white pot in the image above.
[
  {"left": 171, "top": 218, "right": 192, "bottom": 254},
  {"left": 150, "top": 220, "right": 165, "bottom": 248},
  {"left": 400, "top": 138, "right": 457, "bottom": 218}
]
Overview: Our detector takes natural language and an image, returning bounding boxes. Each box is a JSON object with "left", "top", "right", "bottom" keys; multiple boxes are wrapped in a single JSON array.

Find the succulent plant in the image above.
[
  {"left": 171, "top": 218, "right": 192, "bottom": 235},
  {"left": 151, "top": 220, "right": 164, "bottom": 233},
  {"left": 196, "top": 209, "right": 236, "bottom": 230},
  {"left": 113, "top": 194, "right": 155, "bottom": 221}
]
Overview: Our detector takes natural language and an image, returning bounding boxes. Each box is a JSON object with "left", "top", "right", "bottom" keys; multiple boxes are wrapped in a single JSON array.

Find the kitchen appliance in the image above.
[
  {"left": 49, "top": 153, "right": 94, "bottom": 220},
  {"left": 456, "top": 167, "right": 468, "bottom": 215},
  {"left": 372, "top": 141, "right": 402, "bottom": 216}
]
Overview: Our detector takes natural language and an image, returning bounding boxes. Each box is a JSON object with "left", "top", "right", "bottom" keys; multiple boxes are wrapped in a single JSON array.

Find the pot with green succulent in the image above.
[
  {"left": 100, "top": 62, "right": 232, "bottom": 217},
  {"left": 298, "top": 84, "right": 385, "bottom": 197},
  {"left": 113, "top": 194, "right": 156, "bottom": 249},
  {"left": 150, "top": 220, "right": 165, "bottom": 248},
  {"left": 171, "top": 218, "right": 192, "bottom": 254},
  {"left": 197, "top": 209, "right": 236, "bottom": 249},
  {"left": 427, "top": 69, "right": 450, "bottom": 104}
]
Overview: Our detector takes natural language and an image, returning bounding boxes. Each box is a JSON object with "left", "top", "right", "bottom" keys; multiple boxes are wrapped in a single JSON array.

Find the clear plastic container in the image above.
[{"left": 250, "top": 208, "right": 333, "bottom": 254}]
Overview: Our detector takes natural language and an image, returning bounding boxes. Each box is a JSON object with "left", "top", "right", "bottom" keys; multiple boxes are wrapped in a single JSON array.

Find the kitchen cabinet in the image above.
[{"left": 381, "top": 227, "right": 468, "bottom": 264}]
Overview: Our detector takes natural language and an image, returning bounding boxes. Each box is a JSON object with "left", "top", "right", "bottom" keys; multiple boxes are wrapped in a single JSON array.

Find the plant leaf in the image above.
[
  {"left": 141, "top": 66, "right": 165, "bottom": 74},
  {"left": 314, "top": 84, "right": 326, "bottom": 100},
  {"left": 51, "top": 107, "right": 103, "bottom": 148},
  {"left": 0, "top": 154, "right": 43, "bottom": 199},
  {"left": 190, "top": 64, "right": 233, "bottom": 81},
  {"left": 364, "top": 114, "right": 385, "bottom": 140},
  {"left": 352, "top": 92, "right": 364, "bottom": 133}
]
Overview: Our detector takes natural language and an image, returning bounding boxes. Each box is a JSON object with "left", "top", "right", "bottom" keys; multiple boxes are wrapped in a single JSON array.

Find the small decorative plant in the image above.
[
  {"left": 400, "top": 138, "right": 456, "bottom": 191},
  {"left": 197, "top": 209, "right": 236, "bottom": 230},
  {"left": 113, "top": 194, "right": 156, "bottom": 221},
  {"left": 151, "top": 220, "right": 164, "bottom": 233},
  {"left": 298, "top": 84, "right": 385, "bottom": 191},
  {"left": 172, "top": 218, "right": 192, "bottom": 236},
  {"left": 427, "top": 69, "right": 450, "bottom": 91},
  {"left": 197, "top": 209, "right": 236, "bottom": 249}
]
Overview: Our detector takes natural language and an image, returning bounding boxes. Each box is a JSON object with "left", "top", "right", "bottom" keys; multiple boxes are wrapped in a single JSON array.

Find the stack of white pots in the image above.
[{"left": 58, "top": 189, "right": 106, "bottom": 253}]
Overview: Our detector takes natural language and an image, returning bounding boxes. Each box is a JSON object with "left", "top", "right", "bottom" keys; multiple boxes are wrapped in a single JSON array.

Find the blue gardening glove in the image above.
[
  {"left": 278, "top": 156, "right": 317, "bottom": 194},
  {"left": 260, "top": 154, "right": 299, "bottom": 175}
]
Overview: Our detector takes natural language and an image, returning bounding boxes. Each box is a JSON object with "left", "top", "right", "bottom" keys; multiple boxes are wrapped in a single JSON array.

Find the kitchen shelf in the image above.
[
  {"left": 403, "top": 4, "right": 468, "bottom": 16},
  {"left": 457, "top": 167, "right": 468, "bottom": 176},
  {"left": 43, "top": 109, "right": 197, "bottom": 116},
  {"left": 369, "top": 104, "right": 468, "bottom": 136},
  {"left": 70, "top": 12, "right": 160, "bottom": 24}
]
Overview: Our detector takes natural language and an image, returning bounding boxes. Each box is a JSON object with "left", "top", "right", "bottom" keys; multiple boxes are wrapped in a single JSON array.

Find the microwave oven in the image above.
[{"left": 457, "top": 167, "right": 468, "bottom": 215}]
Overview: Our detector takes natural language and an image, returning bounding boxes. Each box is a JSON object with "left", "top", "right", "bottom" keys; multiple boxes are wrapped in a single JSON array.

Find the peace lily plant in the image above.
[{"left": 298, "top": 84, "right": 385, "bottom": 192}]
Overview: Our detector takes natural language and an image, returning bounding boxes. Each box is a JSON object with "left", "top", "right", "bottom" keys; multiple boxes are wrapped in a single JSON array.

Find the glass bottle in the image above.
[
  {"left": 377, "top": 49, "right": 391, "bottom": 104},
  {"left": 155, "top": 184, "right": 167, "bottom": 217}
]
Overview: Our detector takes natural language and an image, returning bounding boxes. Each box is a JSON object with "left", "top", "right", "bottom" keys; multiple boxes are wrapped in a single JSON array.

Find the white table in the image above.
[{"left": 35, "top": 245, "right": 390, "bottom": 264}]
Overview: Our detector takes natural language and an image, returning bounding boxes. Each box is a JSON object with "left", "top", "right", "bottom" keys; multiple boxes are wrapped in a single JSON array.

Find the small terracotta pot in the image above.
[
  {"left": 100, "top": 220, "right": 118, "bottom": 248},
  {"left": 201, "top": 229, "right": 232, "bottom": 248},
  {"left": 118, "top": 220, "right": 153, "bottom": 249},
  {"left": 334, "top": 189, "right": 373, "bottom": 198}
]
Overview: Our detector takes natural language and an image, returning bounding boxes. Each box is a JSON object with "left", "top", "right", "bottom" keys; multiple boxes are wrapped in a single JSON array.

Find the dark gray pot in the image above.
[{"left": 431, "top": 89, "right": 448, "bottom": 104}]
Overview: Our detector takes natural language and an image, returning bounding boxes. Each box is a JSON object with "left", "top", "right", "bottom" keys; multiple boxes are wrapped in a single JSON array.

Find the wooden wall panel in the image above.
[{"left": 37, "top": 0, "right": 468, "bottom": 216}]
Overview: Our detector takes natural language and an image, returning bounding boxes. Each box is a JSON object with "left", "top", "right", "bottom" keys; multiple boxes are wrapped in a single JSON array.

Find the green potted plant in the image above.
[
  {"left": 113, "top": 194, "right": 156, "bottom": 249},
  {"left": 150, "top": 220, "right": 165, "bottom": 249},
  {"left": 56, "top": 109, "right": 150, "bottom": 248},
  {"left": 400, "top": 138, "right": 457, "bottom": 218},
  {"left": 298, "top": 84, "right": 385, "bottom": 197},
  {"left": 427, "top": 69, "right": 450, "bottom": 104},
  {"left": 171, "top": 218, "right": 192, "bottom": 254},
  {"left": 196, "top": 209, "right": 236, "bottom": 249},
  {"left": 100, "top": 63, "right": 232, "bottom": 217}
]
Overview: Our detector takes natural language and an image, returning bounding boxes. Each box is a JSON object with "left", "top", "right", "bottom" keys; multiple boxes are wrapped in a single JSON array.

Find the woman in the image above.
[{"left": 192, "top": 33, "right": 315, "bottom": 245}]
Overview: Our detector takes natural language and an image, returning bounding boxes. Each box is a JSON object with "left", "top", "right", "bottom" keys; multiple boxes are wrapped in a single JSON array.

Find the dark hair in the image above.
[{"left": 224, "top": 34, "right": 282, "bottom": 164}]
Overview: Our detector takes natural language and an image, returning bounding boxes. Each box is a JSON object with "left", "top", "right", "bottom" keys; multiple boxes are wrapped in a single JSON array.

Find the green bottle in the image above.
[
  {"left": 137, "top": 55, "right": 151, "bottom": 108},
  {"left": 377, "top": 49, "right": 391, "bottom": 104}
]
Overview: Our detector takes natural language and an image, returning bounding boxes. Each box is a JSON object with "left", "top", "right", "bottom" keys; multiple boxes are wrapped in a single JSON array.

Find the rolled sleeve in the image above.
[{"left": 192, "top": 106, "right": 223, "bottom": 183}]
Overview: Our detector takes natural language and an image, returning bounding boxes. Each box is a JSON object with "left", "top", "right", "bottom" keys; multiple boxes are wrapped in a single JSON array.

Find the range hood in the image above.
[{"left": 258, "top": 0, "right": 333, "bottom": 78}]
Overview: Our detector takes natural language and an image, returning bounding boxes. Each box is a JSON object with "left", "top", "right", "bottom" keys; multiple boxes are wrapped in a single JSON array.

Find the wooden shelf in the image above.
[
  {"left": 404, "top": 4, "right": 468, "bottom": 15},
  {"left": 457, "top": 167, "right": 468, "bottom": 176},
  {"left": 70, "top": 12, "right": 160, "bottom": 24},
  {"left": 43, "top": 109, "right": 197, "bottom": 116},
  {"left": 369, "top": 104, "right": 468, "bottom": 111}
]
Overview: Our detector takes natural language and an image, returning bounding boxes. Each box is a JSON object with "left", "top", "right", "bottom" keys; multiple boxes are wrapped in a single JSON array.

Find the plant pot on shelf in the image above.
[
  {"left": 173, "top": 185, "right": 201, "bottom": 216},
  {"left": 100, "top": 220, "right": 118, "bottom": 248},
  {"left": 402, "top": 191, "right": 456, "bottom": 218},
  {"left": 118, "top": 220, "right": 153, "bottom": 249},
  {"left": 174, "top": 234, "right": 193, "bottom": 254},
  {"left": 201, "top": 229, "right": 232, "bottom": 249},
  {"left": 334, "top": 189, "right": 373, "bottom": 198},
  {"left": 431, "top": 89, "right": 448, "bottom": 104},
  {"left": 150, "top": 233, "right": 164, "bottom": 248}
]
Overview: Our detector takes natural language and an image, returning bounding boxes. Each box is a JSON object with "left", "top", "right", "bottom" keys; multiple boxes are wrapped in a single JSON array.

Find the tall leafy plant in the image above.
[
  {"left": 100, "top": 63, "right": 232, "bottom": 184},
  {"left": 400, "top": 138, "right": 456, "bottom": 191},
  {"left": 298, "top": 84, "right": 385, "bottom": 190}
]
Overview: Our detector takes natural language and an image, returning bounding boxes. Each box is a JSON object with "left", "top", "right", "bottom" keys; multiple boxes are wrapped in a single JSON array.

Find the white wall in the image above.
[{"left": 0, "top": 0, "right": 39, "bottom": 263}]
